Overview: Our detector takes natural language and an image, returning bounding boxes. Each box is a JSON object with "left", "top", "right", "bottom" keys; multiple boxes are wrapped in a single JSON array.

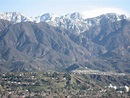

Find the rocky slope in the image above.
[{"left": 0, "top": 12, "right": 130, "bottom": 73}]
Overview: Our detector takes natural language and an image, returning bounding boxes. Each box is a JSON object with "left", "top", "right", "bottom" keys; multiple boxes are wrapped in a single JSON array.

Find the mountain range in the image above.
[{"left": 0, "top": 12, "right": 130, "bottom": 73}]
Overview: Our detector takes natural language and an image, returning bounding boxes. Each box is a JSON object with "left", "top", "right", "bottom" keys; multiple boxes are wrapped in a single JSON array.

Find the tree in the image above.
[{"left": 0, "top": 84, "right": 3, "bottom": 94}]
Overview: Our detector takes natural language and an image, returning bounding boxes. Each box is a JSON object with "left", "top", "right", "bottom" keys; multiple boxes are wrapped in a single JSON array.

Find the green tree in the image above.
[{"left": 0, "top": 84, "right": 3, "bottom": 94}]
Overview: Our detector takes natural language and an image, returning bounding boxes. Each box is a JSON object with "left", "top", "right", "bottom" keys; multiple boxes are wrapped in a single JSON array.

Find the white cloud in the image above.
[{"left": 81, "top": 8, "right": 129, "bottom": 18}]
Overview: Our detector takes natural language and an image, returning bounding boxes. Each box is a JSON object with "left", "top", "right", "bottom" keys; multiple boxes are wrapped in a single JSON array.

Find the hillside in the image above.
[
  {"left": 0, "top": 12, "right": 130, "bottom": 73},
  {"left": 0, "top": 72, "right": 130, "bottom": 98}
]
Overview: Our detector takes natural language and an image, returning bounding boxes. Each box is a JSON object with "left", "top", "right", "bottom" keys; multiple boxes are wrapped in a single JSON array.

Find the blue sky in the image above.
[{"left": 0, "top": 0, "right": 130, "bottom": 17}]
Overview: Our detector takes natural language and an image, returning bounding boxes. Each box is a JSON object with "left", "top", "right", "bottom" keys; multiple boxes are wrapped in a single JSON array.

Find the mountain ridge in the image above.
[
  {"left": 0, "top": 12, "right": 129, "bottom": 35},
  {"left": 0, "top": 12, "right": 130, "bottom": 73},
  {"left": 0, "top": 12, "right": 129, "bottom": 22}
]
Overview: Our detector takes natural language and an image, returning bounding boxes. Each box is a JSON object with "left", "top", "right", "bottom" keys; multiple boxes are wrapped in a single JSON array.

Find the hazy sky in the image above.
[{"left": 0, "top": 0, "right": 130, "bottom": 18}]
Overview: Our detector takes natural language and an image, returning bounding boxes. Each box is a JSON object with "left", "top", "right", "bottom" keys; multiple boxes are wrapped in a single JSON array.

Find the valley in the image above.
[{"left": 0, "top": 72, "right": 130, "bottom": 98}]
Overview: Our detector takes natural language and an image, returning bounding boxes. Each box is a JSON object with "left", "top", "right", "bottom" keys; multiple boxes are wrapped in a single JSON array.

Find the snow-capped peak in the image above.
[
  {"left": 34, "top": 13, "right": 58, "bottom": 23},
  {"left": 0, "top": 12, "right": 129, "bottom": 35},
  {"left": 65, "top": 12, "right": 83, "bottom": 20},
  {"left": 0, "top": 12, "right": 33, "bottom": 23},
  {"left": 94, "top": 13, "right": 128, "bottom": 22},
  {"left": 82, "top": 8, "right": 129, "bottom": 19}
]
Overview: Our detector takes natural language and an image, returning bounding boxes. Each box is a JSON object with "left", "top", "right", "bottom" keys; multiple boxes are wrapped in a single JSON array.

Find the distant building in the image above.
[{"left": 108, "top": 84, "right": 117, "bottom": 90}]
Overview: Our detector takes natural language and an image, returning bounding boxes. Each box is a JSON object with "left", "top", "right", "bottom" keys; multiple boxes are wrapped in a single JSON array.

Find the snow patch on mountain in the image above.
[
  {"left": 0, "top": 12, "right": 33, "bottom": 23},
  {"left": 81, "top": 8, "right": 129, "bottom": 18},
  {"left": 0, "top": 12, "right": 129, "bottom": 35},
  {"left": 34, "top": 13, "right": 58, "bottom": 23}
]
